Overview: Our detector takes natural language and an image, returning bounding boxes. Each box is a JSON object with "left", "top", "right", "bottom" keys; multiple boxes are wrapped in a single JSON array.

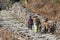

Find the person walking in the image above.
[
  {"left": 28, "top": 16, "right": 33, "bottom": 30},
  {"left": 44, "top": 18, "right": 50, "bottom": 33}
]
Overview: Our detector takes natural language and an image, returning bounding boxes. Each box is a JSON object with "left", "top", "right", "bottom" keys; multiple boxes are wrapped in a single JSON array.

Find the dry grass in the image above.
[
  {"left": 21, "top": 0, "right": 60, "bottom": 21},
  {"left": 0, "top": 27, "right": 20, "bottom": 40}
]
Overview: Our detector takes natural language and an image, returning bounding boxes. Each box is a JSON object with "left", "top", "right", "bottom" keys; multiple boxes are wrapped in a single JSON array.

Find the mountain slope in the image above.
[{"left": 21, "top": 0, "right": 60, "bottom": 21}]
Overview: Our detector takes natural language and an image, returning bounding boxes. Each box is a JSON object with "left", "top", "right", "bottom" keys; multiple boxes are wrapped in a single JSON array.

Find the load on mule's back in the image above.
[
  {"left": 32, "top": 16, "right": 41, "bottom": 33},
  {"left": 33, "top": 16, "right": 41, "bottom": 26}
]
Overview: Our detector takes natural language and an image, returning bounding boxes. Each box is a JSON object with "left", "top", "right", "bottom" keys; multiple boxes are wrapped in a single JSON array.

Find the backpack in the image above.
[{"left": 28, "top": 19, "right": 33, "bottom": 25}]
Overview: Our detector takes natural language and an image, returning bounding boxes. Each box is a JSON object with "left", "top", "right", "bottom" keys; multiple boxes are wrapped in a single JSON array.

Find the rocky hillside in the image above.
[
  {"left": 0, "top": 0, "right": 19, "bottom": 10},
  {"left": 0, "top": 0, "right": 60, "bottom": 21},
  {"left": 0, "top": 2, "right": 60, "bottom": 40}
]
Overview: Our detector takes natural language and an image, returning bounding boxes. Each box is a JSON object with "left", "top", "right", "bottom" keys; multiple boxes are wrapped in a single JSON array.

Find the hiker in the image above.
[
  {"left": 43, "top": 18, "right": 50, "bottom": 33},
  {"left": 50, "top": 21, "right": 57, "bottom": 34},
  {"left": 32, "top": 16, "right": 41, "bottom": 33},
  {"left": 28, "top": 16, "right": 33, "bottom": 30}
]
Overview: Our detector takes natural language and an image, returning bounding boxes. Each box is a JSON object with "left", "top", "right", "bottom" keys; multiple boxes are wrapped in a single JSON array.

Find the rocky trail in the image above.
[{"left": 0, "top": 2, "right": 60, "bottom": 40}]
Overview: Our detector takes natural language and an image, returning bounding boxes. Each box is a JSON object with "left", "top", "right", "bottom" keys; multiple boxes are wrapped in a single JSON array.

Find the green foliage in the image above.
[
  {"left": 53, "top": 0, "right": 60, "bottom": 3},
  {"left": 10, "top": 0, "right": 15, "bottom": 3}
]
